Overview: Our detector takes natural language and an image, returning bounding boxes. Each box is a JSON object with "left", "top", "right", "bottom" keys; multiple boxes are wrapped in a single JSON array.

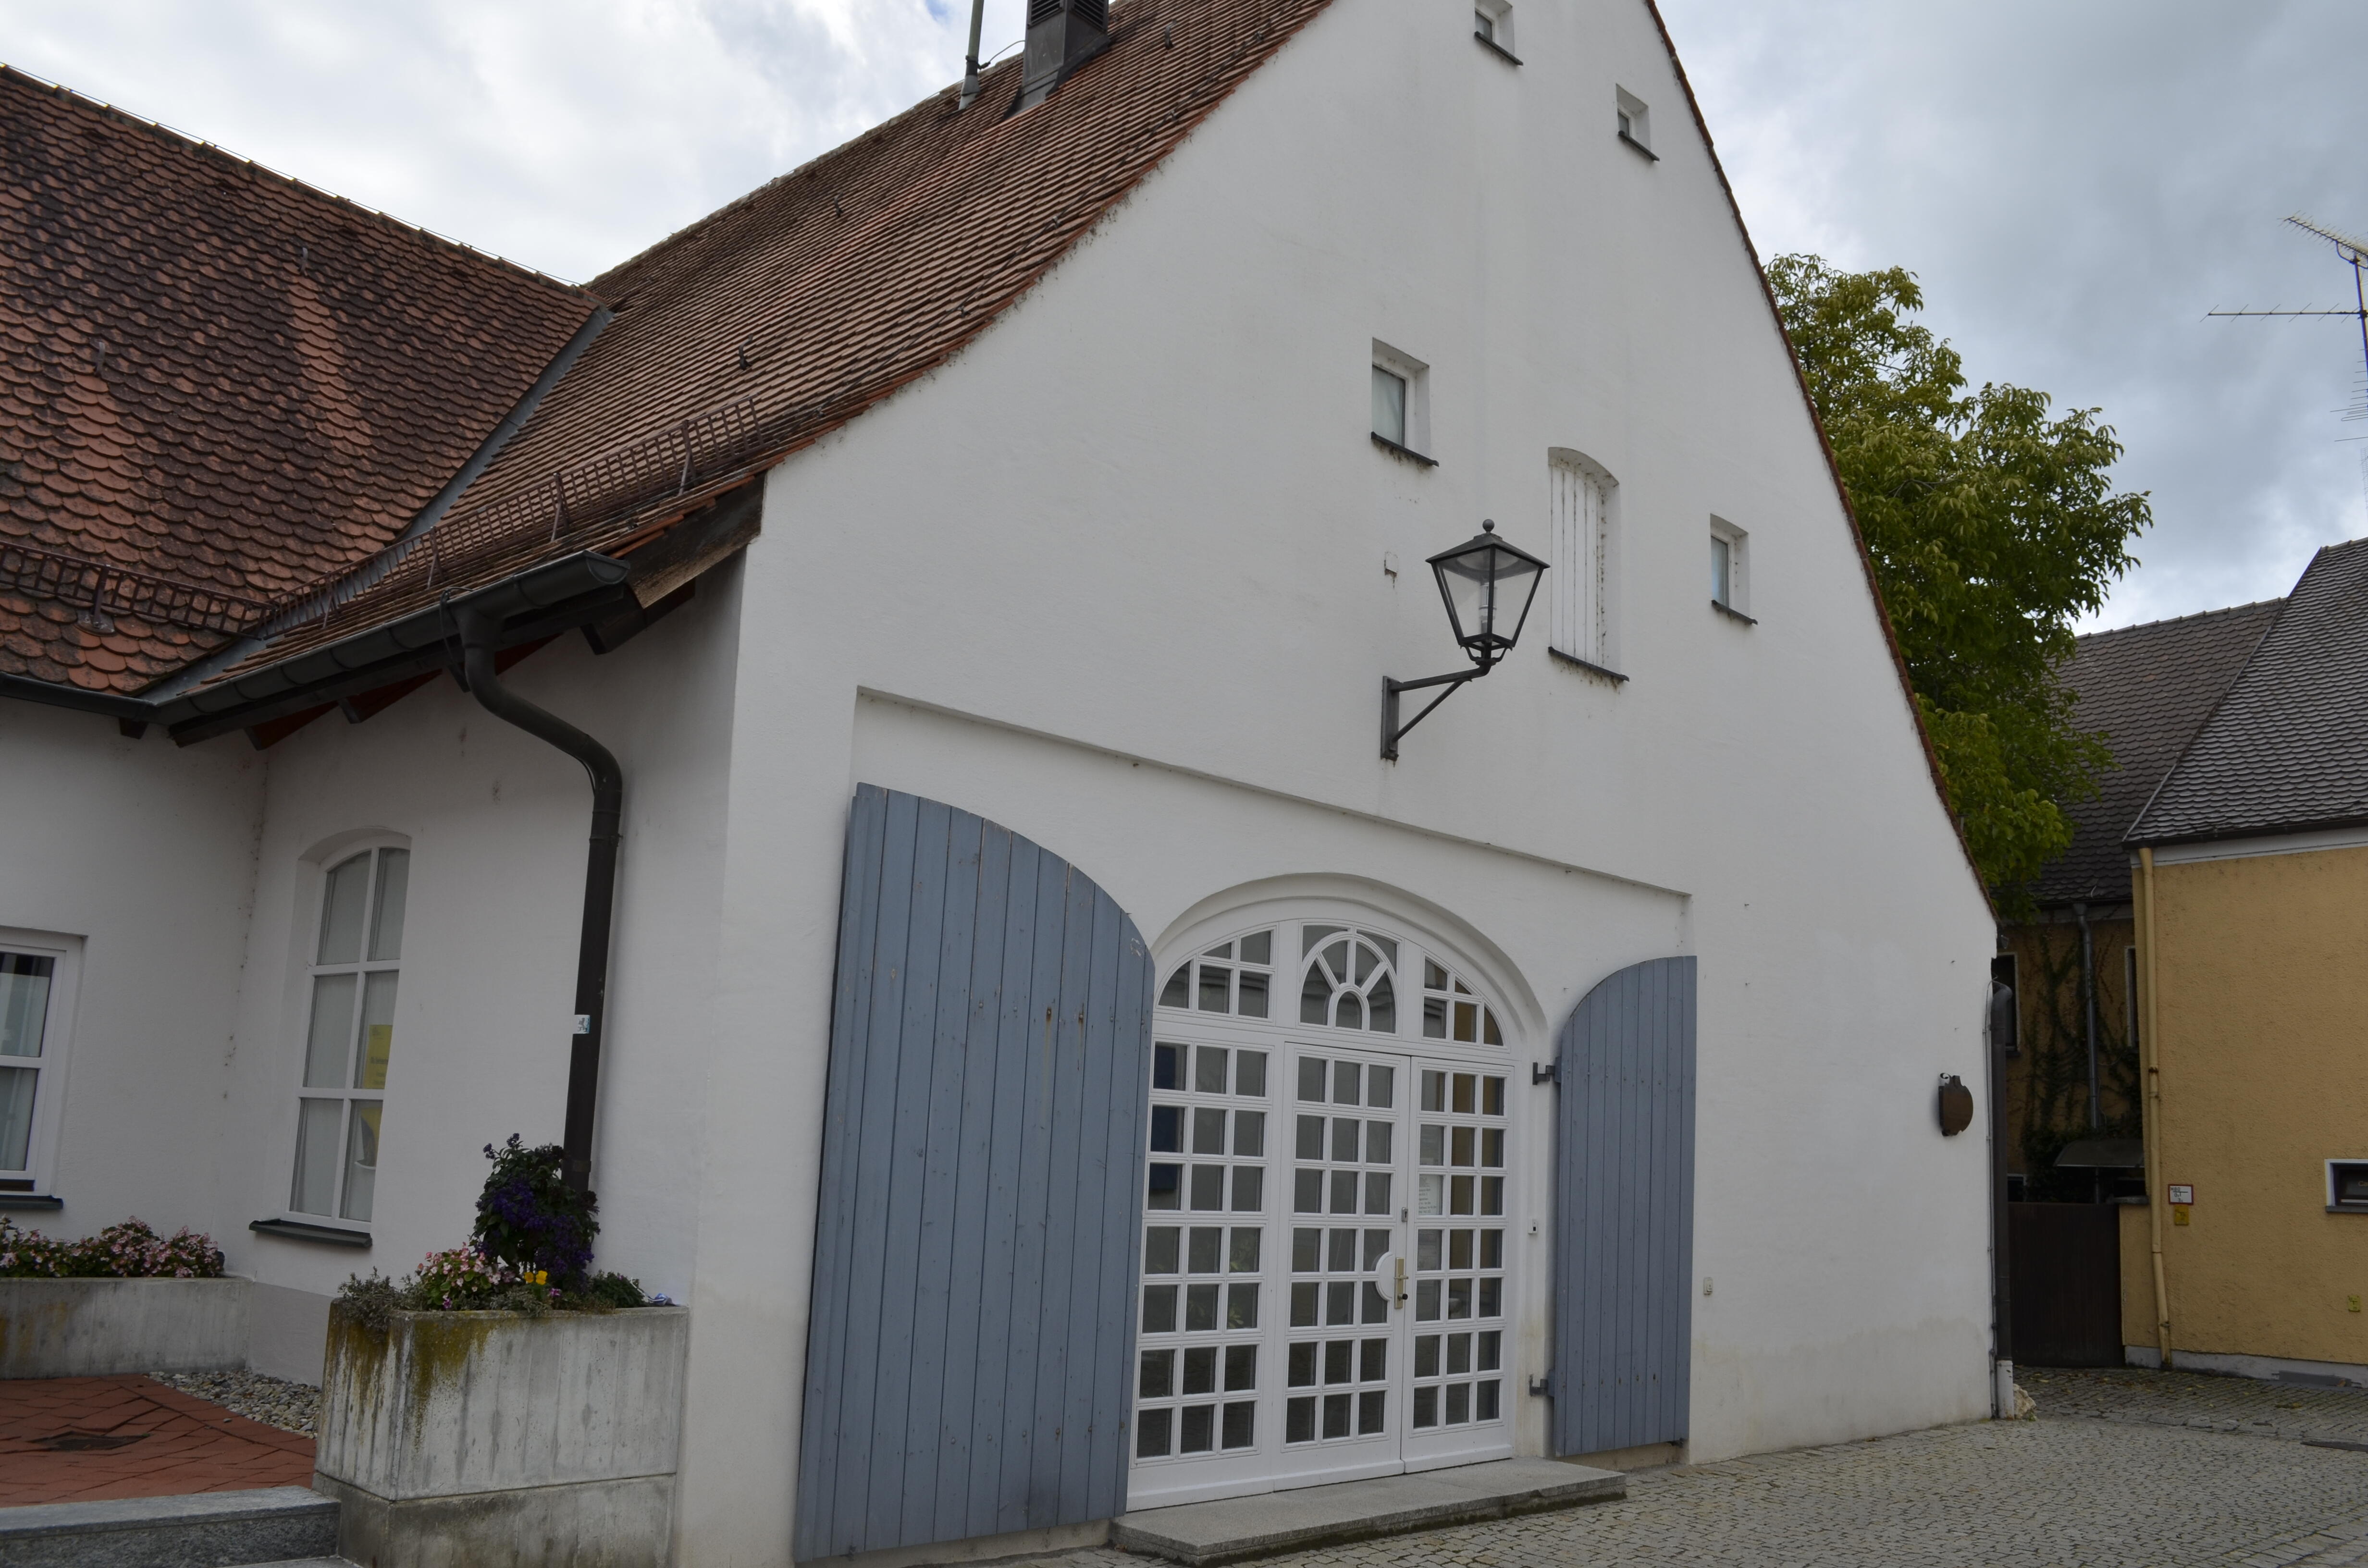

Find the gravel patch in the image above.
[{"left": 148, "top": 1369, "right": 320, "bottom": 1436}]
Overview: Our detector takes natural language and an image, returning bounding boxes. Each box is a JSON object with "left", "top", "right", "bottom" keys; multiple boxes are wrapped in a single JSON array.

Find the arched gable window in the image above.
[
  {"left": 1298, "top": 927, "right": 1396, "bottom": 1032},
  {"left": 1156, "top": 921, "right": 1506, "bottom": 1047}
]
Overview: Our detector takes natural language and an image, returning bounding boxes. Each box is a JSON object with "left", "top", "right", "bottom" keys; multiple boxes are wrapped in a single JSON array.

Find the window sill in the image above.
[
  {"left": 0, "top": 1193, "right": 64, "bottom": 1212},
  {"left": 1712, "top": 599, "right": 1756, "bottom": 626},
  {"left": 1473, "top": 32, "right": 1522, "bottom": 65},
  {"left": 1618, "top": 129, "right": 1659, "bottom": 163},
  {"left": 1371, "top": 432, "right": 1438, "bottom": 468},
  {"left": 250, "top": 1217, "right": 371, "bottom": 1249},
  {"left": 2329, "top": 1205, "right": 2368, "bottom": 1215},
  {"left": 1550, "top": 648, "right": 1629, "bottom": 684}
]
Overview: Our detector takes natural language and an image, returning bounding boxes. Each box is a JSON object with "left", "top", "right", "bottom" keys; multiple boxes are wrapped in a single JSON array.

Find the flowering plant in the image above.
[
  {"left": 0, "top": 1217, "right": 225, "bottom": 1279},
  {"left": 472, "top": 1135, "right": 597, "bottom": 1288}
]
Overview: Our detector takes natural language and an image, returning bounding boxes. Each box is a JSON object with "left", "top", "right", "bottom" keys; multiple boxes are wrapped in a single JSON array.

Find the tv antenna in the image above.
[{"left": 2209, "top": 214, "right": 2368, "bottom": 416}]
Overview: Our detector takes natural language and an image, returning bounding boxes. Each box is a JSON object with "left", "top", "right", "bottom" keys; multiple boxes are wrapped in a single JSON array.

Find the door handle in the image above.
[{"left": 1393, "top": 1255, "right": 1407, "bottom": 1308}]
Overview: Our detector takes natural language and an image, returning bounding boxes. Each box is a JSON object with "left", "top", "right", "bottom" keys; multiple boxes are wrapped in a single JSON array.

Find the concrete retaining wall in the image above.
[
  {"left": 0, "top": 1277, "right": 250, "bottom": 1378},
  {"left": 317, "top": 1302, "right": 688, "bottom": 1568}
]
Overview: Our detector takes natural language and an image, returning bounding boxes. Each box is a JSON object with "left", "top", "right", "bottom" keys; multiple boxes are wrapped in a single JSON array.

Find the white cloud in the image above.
[
  {"left": 11, "top": 0, "right": 2361, "bottom": 626},
  {"left": 1658, "top": 0, "right": 2368, "bottom": 627}
]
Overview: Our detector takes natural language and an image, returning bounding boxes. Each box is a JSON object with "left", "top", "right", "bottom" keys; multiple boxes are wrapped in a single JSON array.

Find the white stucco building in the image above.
[{"left": 0, "top": 0, "right": 1996, "bottom": 1561}]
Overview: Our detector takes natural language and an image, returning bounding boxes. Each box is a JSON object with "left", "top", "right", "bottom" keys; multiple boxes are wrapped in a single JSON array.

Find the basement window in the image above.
[{"left": 2331, "top": 1162, "right": 2368, "bottom": 1211}]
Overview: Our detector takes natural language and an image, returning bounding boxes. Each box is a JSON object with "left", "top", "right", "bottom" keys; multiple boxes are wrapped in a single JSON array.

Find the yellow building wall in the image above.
[{"left": 2132, "top": 843, "right": 2368, "bottom": 1367}]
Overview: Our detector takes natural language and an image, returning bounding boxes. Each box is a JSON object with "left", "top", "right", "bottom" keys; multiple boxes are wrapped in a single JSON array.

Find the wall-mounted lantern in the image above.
[{"left": 1382, "top": 521, "right": 1547, "bottom": 760}]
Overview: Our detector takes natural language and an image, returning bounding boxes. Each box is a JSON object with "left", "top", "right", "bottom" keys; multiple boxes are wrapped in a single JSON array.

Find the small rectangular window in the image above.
[
  {"left": 1369, "top": 341, "right": 1432, "bottom": 462},
  {"left": 1616, "top": 87, "right": 1654, "bottom": 159},
  {"left": 1473, "top": 0, "right": 1513, "bottom": 55},
  {"left": 0, "top": 930, "right": 80, "bottom": 1196},
  {"left": 1371, "top": 365, "right": 1406, "bottom": 447},
  {"left": 1709, "top": 517, "right": 1750, "bottom": 619},
  {"left": 290, "top": 845, "right": 408, "bottom": 1225},
  {"left": 2330, "top": 1162, "right": 2368, "bottom": 1210}
]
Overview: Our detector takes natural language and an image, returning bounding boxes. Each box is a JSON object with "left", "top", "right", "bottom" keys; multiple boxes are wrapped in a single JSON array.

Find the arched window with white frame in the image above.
[
  {"left": 289, "top": 843, "right": 408, "bottom": 1225},
  {"left": 1548, "top": 450, "right": 1618, "bottom": 674},
  {"left": 1132, "top": 907, "right": 1521, "bottom": 1508}
]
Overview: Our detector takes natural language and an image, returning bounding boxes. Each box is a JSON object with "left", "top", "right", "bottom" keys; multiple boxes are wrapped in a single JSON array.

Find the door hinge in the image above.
[
  {"left": 1532, "top": 1060, "right": 1558, "bottom": 1085},
  {"left": 1529, "top": 1374, "right": 1552, "bottom": 1397}
]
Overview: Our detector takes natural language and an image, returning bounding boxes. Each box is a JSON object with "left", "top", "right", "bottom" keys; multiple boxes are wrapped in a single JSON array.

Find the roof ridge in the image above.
[
  {"left": 2077, "top": 596, "right": 2287, "bottom": 645},
  {"left": 0, "top": 62, "right": 597, "bottom": 300}
]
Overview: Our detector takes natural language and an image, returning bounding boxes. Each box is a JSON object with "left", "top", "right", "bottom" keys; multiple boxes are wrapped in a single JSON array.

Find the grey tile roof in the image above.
[
  {"left": 2028, "top": 597, "right": 2284, "bottom": 904},
  {"left": 2129, "top": 537, "right": 2368, "bottom": 847}
]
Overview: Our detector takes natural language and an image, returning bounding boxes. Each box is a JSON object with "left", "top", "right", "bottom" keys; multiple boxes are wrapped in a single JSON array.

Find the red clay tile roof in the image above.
[
  {"left": 213, "top": 0, "right": 1333, "bottom": 681},
  {"left": 0, "top": 66, "right": 599, "bottom": 695}
]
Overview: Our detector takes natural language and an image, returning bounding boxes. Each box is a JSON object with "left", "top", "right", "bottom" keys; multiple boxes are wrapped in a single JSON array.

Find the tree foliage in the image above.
[{"left": 1767, "top": 255, "right": 2149, "bottom": 895}]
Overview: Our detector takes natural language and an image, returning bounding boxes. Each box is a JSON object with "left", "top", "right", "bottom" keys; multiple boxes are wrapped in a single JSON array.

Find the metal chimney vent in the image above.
[{"left": 1019, "top": 0, "right": 1110, "bottom": 110}]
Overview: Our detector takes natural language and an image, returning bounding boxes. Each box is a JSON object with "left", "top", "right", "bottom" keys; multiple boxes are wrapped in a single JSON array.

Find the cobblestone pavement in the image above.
[
  {"left": 1042, "top": 1370, "right": 2368, "bottom": 1568},
  {"left": 2023, "top": 1365, "right": 2368, "bottom": 1446}
]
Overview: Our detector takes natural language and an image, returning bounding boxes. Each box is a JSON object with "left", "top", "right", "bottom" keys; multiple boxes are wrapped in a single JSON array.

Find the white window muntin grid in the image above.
[
  {"left": 286, "top": 845, "right": 407, "bottom": 1227},
  {"left": 1140, "top": 920, "right": 1521, "bottom": 1490},
  {"left": 0, "top": 927, "right": 82, "bottom": 1195}
]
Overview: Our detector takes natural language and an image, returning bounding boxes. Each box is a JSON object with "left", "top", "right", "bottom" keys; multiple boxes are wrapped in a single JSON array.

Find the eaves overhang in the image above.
[{"left": 1, "top": 552, "right": 631, "bottom": 744}]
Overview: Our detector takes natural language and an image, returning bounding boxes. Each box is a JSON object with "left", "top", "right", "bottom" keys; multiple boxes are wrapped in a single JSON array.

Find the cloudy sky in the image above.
[{"left": 6, "top": 1, "right": 2365, "bottom": 626}]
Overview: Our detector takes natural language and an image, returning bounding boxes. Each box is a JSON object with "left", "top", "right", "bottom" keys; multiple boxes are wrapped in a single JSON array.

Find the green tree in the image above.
[{"left": 1767, "top": 254, "right": 2149, "bottom": 896}]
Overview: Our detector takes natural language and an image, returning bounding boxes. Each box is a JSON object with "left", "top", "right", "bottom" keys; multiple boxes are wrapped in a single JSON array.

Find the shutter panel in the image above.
[
  {"left": 1549, "top": 955, "right": 1697, "bottom": 1456},
  {"left": 796, "top": 785, "right": 1151, "bottom": 1561}
]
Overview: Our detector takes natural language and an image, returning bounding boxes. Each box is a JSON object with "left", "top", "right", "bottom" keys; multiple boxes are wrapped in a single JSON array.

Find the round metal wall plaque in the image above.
[{"left": 1936, "top": 1074, "right": 1974, "bottom": 1137}]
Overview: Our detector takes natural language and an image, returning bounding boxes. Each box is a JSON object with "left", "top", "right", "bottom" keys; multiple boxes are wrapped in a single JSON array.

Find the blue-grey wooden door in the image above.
[
  {"left": 1549, "top": 956, "right": 1697, "bottom": 1457},
  {"left": 795, "top": 785, "right": 1153, "bottom": 1561}
]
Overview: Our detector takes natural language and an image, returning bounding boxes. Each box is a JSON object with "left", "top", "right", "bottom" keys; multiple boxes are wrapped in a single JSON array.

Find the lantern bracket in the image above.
[{"left": 1381, "top": 668, "right": 1483, "bottom": 760}]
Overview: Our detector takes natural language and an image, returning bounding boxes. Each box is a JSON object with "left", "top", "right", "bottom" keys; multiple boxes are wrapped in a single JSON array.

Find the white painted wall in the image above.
[
  {"left": 6, "top": 0, "right": 1992, "bottom": 1559},
  {"left": 2, "top": 571, "right": 740, "bottom": 1384},
  {"left": 672, "top": 0, "right": 1995, "bottom": 1559},
  {"left": 0, "top": 702, "right": 261, "bottom": 1235},
  {"left": 211, "top": 571, "right": 743, "bottom": 1320}
]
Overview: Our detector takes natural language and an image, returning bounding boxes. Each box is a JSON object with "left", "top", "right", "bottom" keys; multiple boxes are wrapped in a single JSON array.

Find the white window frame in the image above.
[
  {"left": 1710, "top": 516, "right": 1751, "bottom": 621},
  {"left": 1473, "top": 0, "right": 1514, "bottom": 55},
  {"left": 1370, "top": 340, "right": 1433, "bottom": 462},
  {"left": 1616, "top": 87, "right": 1653, "bottom": 156},
  {"left": 280, "top": 838, "right": 410, "bottom": 1231},
  {"left": 1546, "top": 449, "right": 1620, "bottom": 676},
  {"left": 0, "top": 926, "right": 84, "bottom": 1199}
]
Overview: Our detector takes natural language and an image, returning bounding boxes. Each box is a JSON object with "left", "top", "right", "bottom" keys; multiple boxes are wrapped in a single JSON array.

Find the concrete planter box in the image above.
[
  {"left": 0, "top": 1276, "right": 249, "bottom": 1378},
  {"left": 315, "top": 1301, "right": 689, "bottom": 1568}
]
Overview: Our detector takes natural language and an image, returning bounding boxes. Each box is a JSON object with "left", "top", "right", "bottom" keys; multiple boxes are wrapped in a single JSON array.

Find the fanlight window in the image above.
[
  {"left": 1423, "top": 960, "right": 1502, "bottom": 1044},
  {"left": 1159, "top": 931, "right": 1274, "bottom": 1018},
  {"left": 1300, "top": 927, "right": 1396, "bottom": 1033}
]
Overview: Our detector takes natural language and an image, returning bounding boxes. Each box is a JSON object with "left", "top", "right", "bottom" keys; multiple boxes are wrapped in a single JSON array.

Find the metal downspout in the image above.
[
  {"left": 1988, "top": 983, "right": 2013, "bottom": 1418},
  {"left": 456, "top": 607, "right": 622, "bottom": 1195},
  {"left": 2138, "top": 847, "right": 2173, "bottom": 1367}
]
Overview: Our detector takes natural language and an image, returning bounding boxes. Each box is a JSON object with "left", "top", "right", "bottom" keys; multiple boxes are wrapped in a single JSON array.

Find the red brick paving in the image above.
[{"left": 0, "top": 1374, "right": 314, "bottom": 1507}]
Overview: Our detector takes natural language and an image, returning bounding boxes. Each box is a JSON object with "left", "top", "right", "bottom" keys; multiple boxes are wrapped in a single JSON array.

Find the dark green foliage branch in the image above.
[{"left": 1768, "top": 255, "right": 2150, "bottom": 897}]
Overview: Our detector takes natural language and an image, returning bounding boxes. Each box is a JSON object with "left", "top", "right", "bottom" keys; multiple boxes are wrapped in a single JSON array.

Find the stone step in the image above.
[
  {"left": 1110, "top": 1457, "right": 1626, "bottom": 1566},
  {"left": 0, "top": 1486, "right": 339, "bottom": 1568}
]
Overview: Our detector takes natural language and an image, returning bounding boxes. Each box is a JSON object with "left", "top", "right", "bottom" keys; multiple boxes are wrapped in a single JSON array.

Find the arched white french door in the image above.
[{"left": 1128, "top": 911, "right": 1521, "bottom": 1508}]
